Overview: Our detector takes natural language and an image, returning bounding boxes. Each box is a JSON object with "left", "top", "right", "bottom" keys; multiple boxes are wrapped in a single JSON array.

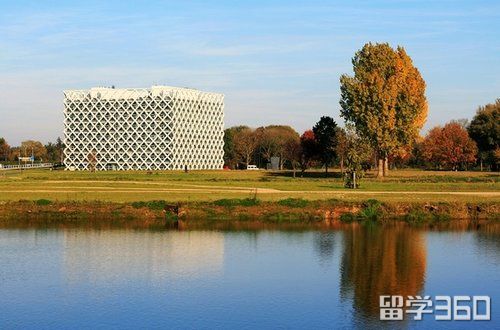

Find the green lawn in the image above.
[{"left": 0, "top": 168, "right": 498, "bottom": 203}]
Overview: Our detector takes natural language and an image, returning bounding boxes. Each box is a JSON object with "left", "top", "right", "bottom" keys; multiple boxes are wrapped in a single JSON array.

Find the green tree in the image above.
[
  {"left": 44, "top": 139, "right": 64, "bottom": 163},
  {"left": 313, "top": 116, "right": 338, "bottom": 176},
  {"left": 340, "top": 42, "right": 428, "bottom": 177},
  {"left": 343, "top": 130, "right": 373, "bottom": 188},
  {"left": 45, "top": 142, "right": 57, "bottom": 162},
  {"left": 468, "top": 99, "right": 500, "bottom": 171},
  {"left": 335, "top": 127, "right": 348, "bottom": 174},
  {"left": 223, "top": 128, "right": 236, "bottom": 168}
]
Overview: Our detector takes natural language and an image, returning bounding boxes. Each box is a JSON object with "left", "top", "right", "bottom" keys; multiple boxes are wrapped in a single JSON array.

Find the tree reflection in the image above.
[
  {"left": 475, "top": 223, "right": 500, "bottom": 265},
  {"left": 340, "top": 223, "right": 426, "bottom": 318}
]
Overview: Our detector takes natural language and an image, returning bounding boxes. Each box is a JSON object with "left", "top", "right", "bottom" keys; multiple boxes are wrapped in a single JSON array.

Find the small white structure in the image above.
[{"left": 63, "top": 86, "right": 225, "bottom": 171}]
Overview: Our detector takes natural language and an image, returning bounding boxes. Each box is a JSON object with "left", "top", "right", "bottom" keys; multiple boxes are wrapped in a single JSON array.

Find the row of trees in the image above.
[
  {"left": 222, "top": 43, "right": 496, "bottom": 177},
  {"left": 224, "top": 42, "right": 434, "bottom": 180},
  {"left": 223, "top": 125, "right": 300, "bottom": 171},
  {"left": 223, "top": 98, "right": 498, "bottom": 175},
  {"left": 225, "top": 42, "right": 498, "bottom": 178},
  {"left": 0, "top": 138, "right": 64, "bottom": 163}
]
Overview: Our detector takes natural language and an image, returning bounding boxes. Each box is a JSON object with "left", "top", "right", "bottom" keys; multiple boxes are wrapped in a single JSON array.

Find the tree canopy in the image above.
[
  {"left": 299, "top": 130, "right": 318, "bottom": 172},
  {"left": 312, "top": 116, "right": 338, "bottom": 175},
  {"left": 421, "top": 122, "right": 477, "bottom": 170},
  {"left": 20, "top": 140, "right": 47, "bottom": 160},
  {"left": 0, "top": 138, "right": 10, "bottom": 162},
  {"left": 340, "top": 42, "right": 428, "bottom": 177},
  {"left": 255, "top": 125, "right": 299, "bottom": 169},
  {"left": 468, "top": 99, "right": 500, "bottom": 170},
  {"left": 232, "top": 126, "right": 257, "bottom": 167}
]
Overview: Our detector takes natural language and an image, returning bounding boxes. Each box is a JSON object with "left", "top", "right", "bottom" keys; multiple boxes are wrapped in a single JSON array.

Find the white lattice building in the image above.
[{"left": 63, "top": 86, "right": 224, "bottom": 171}]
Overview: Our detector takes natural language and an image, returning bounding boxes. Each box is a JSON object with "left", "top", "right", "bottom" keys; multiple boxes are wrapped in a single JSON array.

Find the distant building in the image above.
[{"left": 63, "top": 86, "right": 224, "bottom": 170}]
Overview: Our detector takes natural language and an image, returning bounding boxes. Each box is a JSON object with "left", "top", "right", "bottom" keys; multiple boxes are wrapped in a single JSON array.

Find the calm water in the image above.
[{"left": 0, "top": 223, "right": 499, "bottom": 329}]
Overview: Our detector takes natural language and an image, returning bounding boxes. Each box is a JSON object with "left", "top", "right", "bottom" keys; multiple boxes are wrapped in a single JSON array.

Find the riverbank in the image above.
[{"left": 0, "top": 198, "right": 498, "bottom": 229}]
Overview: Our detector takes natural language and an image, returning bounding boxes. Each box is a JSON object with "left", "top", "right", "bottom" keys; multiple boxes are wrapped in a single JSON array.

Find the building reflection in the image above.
[
  {"left": 62, "top": 230, "right": 224, "bottom": 284},
  {"left": 340, "top": 223, "right": 427, "bottom": 318},
  {"left": 314, "top": 231, "right": 337, "bottom": 267}
]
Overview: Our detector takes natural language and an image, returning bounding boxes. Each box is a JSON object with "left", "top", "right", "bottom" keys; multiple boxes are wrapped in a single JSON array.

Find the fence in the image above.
[{"left": 0, "top": 163, "right": 53, "bottom": 171}]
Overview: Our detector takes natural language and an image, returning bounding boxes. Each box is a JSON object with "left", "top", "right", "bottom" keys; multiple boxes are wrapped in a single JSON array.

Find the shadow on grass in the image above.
[{"left": 264, "top": 170, "right": 343, "bottom": 179}]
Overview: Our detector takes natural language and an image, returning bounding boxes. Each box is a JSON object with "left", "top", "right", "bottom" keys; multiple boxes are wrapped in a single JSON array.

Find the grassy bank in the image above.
[
  {"left": 0, "top": 169, "right": 498, "bottom": 226},
  {"left": 0, "top": 198, "right": 498, "bottom": 229}
]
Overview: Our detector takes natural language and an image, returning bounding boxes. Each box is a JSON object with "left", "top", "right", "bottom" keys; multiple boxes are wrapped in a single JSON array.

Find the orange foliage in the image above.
[
  {"left": 421, "top": 122, "right": 477, "bottom": 170},
  {"left": 340, "top": 43, "right": 428, "bottom": 162},
  {"left": 340, "top": 225, "right": 426, "bottom": 318}
]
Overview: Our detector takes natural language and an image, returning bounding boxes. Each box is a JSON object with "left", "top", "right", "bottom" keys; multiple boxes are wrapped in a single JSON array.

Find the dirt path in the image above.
[{"left": 8, "top": 180, "right": 496, "bottom": 196}]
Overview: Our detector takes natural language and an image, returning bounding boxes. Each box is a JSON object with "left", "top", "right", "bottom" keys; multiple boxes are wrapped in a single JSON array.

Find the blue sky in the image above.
[{"left": 0, "top": 0, "right": 499, "bottom": 145}]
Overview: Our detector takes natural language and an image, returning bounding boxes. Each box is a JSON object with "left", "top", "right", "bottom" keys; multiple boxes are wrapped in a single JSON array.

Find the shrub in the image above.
[
  {"left": 431, "top": 213, "right": 451, "bottom": 222},
  {"left": 359, "top": 199, "right": 382, "bottom": 221},
  {"left": 405, "top": 210, "right": 426, "bottom": 224},
  {"left": 35, "top": 199, "right": 52, "bottom": 206},
  {"left": 131, "top": 200, "right": 168, "bottom": 210},
  {"left": 277, "top": 198, "right": 309, "bottom": 208},
  {"left": 340, "top": 212, "right": 358, "bottom": 223},
  {"left": 213, "top": 198, "right": 260, "bottom": 207},
  {"left": 131, "top": 201, "right": 146, "bottom": 209}
]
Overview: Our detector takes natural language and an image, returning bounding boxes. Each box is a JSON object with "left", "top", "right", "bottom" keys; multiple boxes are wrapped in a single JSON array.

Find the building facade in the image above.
[{"left": 63, "top": 86, "right": 224, "bottom": 170}]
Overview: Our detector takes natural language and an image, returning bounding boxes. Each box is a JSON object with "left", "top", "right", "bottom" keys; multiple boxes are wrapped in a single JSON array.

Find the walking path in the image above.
[{"left": 3, "top": 187, "right": 499, "bottom": 196}]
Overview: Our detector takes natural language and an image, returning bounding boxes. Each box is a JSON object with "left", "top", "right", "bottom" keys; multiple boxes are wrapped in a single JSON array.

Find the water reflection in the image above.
[
  {"left": 475, "top": 224, "right": 500, "bottom": 265},
  {"left": 313, "top": 231, "right": 336, "bottom": 266},
  {"left": 340, "top": 224, "right": 426, "bottom": 319},
  {"left": 1, "top": 222, "right": 499, "bottom": 329},
  {"left": 63, "top": 230, "right": 224, "bottom": 284}
]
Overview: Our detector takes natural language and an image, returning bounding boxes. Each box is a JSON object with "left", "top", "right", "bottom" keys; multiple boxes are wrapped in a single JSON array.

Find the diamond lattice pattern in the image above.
[{"left": 63, "top": 86, "right": 224, "bottom": 171}]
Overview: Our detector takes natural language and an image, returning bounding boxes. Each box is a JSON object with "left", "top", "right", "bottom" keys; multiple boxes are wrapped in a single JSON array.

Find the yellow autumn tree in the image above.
[
  {"left": 340, "top": 43, "right": 427, "bottom": 177},
  {"left": 340, "top": 224, "right": 426, "bottom": 318},
  {"left": 20, "top": 140, "right": 47, "bottom": 161}
]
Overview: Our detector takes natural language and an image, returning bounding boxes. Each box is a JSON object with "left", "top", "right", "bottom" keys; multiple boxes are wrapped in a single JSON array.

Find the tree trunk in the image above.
[
  {"left": 480, "top": 158, "right": 483, "bottom": 172},
  {"left": 377, "top": 158, "right": 384, "bottom": 178},
  {"left": 325, "top": 163, "right": 328, "bottom": 177},
  {"left": 383, "top": 157, "right": 389, "bottom": 176},
  {"left": 340, "top": 155, "right": 344, "bottom": 174}
]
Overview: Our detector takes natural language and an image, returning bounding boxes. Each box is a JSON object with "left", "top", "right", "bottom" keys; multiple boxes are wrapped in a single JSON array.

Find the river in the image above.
[{"left": 0, "top": 222, "right": 498, "bottom": 329}]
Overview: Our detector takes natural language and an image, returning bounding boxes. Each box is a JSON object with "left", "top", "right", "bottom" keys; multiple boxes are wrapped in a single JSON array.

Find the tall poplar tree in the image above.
[{"left": 340, "top": 43, "right": 427, "bottom": 177}]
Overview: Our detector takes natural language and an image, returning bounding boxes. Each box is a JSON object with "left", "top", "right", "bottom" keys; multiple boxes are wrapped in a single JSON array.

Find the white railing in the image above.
[{"left": 0, "top": 163, "right": 54, "bottom": 171}]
